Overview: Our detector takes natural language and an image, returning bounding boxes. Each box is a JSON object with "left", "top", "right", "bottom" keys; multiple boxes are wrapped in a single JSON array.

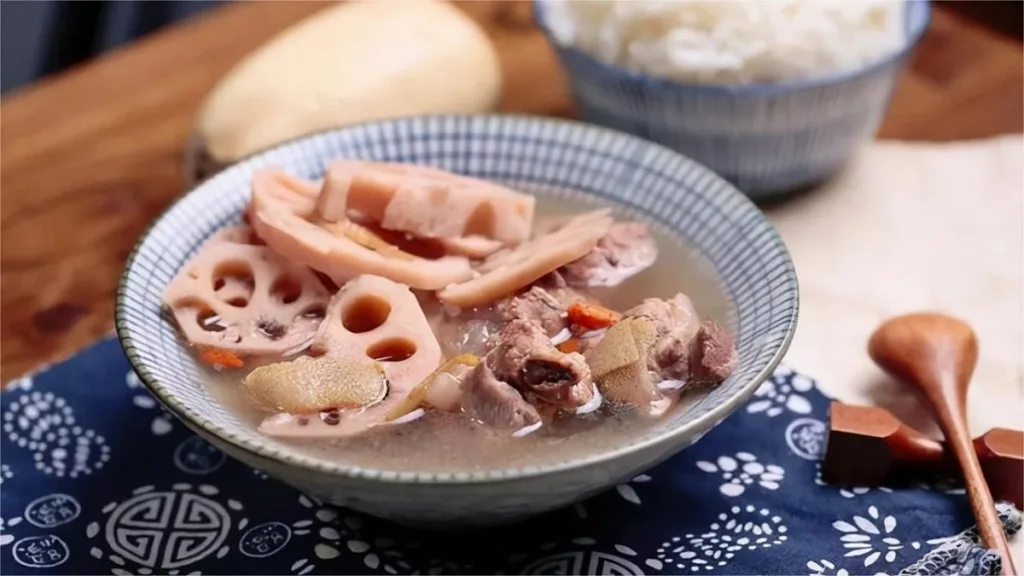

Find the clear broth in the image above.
[{"left": 201, "top": 197, "right": 733, "bottom": 472}]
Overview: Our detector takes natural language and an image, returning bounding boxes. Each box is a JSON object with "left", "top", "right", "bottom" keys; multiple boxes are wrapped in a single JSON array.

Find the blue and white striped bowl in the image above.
[
  {"left": 116, "top": 115, "right": 798, "bottom": 526},
  {"left": 535, "top": 0, "right": 932, "bottom": 198}
]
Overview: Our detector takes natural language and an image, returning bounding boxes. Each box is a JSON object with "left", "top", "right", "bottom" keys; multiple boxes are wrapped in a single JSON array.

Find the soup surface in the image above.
[{"left": 164, "top": 163, "right": 736, "bottom": 472}]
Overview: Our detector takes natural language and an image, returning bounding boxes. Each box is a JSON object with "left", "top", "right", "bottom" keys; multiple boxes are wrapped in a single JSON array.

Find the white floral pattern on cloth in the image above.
[
  {"left": 813, "top": 463, "right": 893, "bottom": 499},
  {"left": 652, "top": 505, "right": 788, "bottom": 572},
  {"left": 126, "top": 370, "right": 175, "bottom": 436},
  {"left": 8, "top": 375, "right": 34, "bottom": 391},
  {"left": 695, "top": 453, "right": 784, "bottom": 497},
  {"left": 615, "top": 474, "right": 652, "bottom": 506},
  {"left": 913, "top": 476, "right": 967, "bottom": 496},
  {"left": 574, "top": 474, "right": 652, "bottom": 518},
  {"left": 806, "top": 558, "right": 885, "bottom": 576},
  {"left": 1, "top": 337, "right": 1000, "bottom": 575},
  {"left": 0, "top": 516, "right": 17, "bottom": 547},
  {"left": 830, "top": 505, "right": 928, "bottom": 568},
  {"left": 2, "top": 390, "right": 111, "bottom": 477},
  {"left": 747, "top": 366, "right": 813, "bottom": 417}
]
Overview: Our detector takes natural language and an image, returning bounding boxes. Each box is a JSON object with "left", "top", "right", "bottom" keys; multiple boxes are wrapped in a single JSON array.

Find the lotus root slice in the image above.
[
  {"left": 163, "top": 227, "right": 332, "bottom": 357},
  {"left": 310, "top": 274, "right": 442, "bottom": 393},
  {"left": 250, "top": 169, "right": 474, "bottom": 290},
  {"left": 437, "top": 209, "right": 614, "bottom": 309},
  {"left": 260, "top": 274, "right": 444, "bottom": 439}
]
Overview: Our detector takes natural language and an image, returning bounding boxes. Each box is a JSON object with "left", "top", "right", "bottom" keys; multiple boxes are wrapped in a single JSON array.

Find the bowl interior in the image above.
[{"left": 116, "top": 115, "right": 798, "bottom": 482}]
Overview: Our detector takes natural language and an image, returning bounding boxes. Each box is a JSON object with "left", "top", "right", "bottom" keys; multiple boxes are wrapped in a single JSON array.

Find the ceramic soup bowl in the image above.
[{"left": 116, "top": 115, "right": 799, "bottom": 527}]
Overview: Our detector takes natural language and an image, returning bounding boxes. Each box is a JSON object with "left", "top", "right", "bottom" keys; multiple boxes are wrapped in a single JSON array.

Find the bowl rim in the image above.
[
  {"left": 115, "top": 113, "right": 799, "bottom": 485},
  {"left": 533, "top": 0, "right": 932, "bottom": 97}
]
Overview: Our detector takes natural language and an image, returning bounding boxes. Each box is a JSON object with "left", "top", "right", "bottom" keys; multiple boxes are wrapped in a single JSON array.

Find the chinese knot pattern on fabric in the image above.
[{"left": 0, "top": 338, "right": 1014, "bottom": 575}]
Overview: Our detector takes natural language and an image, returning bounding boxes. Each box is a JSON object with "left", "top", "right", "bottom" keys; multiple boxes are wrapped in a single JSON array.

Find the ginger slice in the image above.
[
  {"left": 437, "top": 210, "right": 613, "bottom": 309},
  {"left": 586, "top": 316, "right": 664, "bottom": 408},
  {"left": 250, "top": 169, "right": 473, "bottom": 290},
  {"left": 243, "top": 355, "right": 387, "bottom": 413}
]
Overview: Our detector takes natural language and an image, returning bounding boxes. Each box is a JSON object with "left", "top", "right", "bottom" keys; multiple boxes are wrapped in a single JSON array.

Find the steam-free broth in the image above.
[{"left": 196, "top": 196, "right": 733, "bottom": 472}]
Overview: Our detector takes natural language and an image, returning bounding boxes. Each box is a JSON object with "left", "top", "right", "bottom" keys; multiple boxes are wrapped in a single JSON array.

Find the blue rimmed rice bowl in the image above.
[
  {"left": 534, "top": 0, "right": 932, "bottom": 198},
  {"left": 116, "top": 115, "right": 798, "bottom": 527}
]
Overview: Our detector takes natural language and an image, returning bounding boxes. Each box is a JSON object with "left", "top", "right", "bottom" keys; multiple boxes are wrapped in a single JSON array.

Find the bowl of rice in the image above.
[{"left": 535, "top": 0, "right": 931, "bottom": 198}]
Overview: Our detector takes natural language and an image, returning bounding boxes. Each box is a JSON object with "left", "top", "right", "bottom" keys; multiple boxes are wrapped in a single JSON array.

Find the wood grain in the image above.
[
  {"left": 1, "top": 2, "right": 1022, "bottom": 382},
  {"left": 868, "top": 314, "right": 1017, "bottom": 574}
]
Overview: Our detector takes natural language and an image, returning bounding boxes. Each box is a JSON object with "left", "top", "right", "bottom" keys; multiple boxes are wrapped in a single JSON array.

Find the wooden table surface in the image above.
[{"left": 1, "top": 1, "right": 1022, "bottom": 382}]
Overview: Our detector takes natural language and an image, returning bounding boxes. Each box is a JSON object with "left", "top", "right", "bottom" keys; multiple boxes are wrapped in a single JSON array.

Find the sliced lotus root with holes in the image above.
[
  {"left": 260, "top": 274, "right": 443, "bottom": 439},
  {"left": 436, "top": 210, "right": 614, "bottom": 310},
  {"left": 317, "top": 160, "right": 535, "bottom": 245},
  {"left": 251, "top": 169, "right": 504, "bottom": 259},
  {"left": 250, "top": 169, "right": 474, "bottom": 290},
  {"left": 163, "top": 240, "right": 331, "bottom": 358}
]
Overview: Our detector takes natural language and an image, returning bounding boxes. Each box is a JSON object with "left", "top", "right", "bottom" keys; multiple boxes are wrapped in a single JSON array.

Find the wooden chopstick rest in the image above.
[{"left": 823, "top": 401, "right": 1023, "bottom": 509}]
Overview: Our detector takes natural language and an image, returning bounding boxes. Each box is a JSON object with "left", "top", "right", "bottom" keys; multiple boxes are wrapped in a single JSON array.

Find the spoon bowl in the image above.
[{"left": 869, "top": 313, "right": 1016, "bottom": 575}]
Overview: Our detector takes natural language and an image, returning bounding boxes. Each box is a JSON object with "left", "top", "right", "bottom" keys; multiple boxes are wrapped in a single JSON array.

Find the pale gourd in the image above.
[{"left": 196, "top": 0, "right": 502, "bottom": 163}]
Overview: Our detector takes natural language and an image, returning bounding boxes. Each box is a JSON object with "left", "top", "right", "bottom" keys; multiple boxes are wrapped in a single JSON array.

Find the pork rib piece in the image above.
[
  {"left": 461, "top": 359, "right": 541, "bottom": 430},
  {"left": 490, "top": 319, "right": 595, "bottom": 411},
  {"left": 561, "top": 222, "right": 658, "bottom": 287}
]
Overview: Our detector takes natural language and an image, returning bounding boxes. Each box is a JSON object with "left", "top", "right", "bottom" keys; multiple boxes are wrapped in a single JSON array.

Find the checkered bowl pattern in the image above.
[
  {"left": 116, "top": 115, "right": 798, "bottom": 525},
  {"left": 534, "top": 0, "right": 932, "bottom": 198}
]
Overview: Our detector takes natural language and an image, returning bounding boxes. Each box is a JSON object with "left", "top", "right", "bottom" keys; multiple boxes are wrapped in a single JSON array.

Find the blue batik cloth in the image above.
[{"left": 0, "top": 337, "right": 1018, "bottom": 575}]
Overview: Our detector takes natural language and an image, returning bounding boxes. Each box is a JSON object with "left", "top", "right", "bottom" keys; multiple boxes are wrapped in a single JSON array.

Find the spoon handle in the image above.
[
  {"left": 929, "top": 393, "right": 1017, "bottom": 575},
  {"left": 867, "top": 313, "right": 1017, "bottom": 574}
]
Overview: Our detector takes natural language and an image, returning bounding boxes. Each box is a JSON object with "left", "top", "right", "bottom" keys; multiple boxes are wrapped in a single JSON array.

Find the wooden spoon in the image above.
[{"left": 868, "top": 313, "right": 1016, "bottom": 575}]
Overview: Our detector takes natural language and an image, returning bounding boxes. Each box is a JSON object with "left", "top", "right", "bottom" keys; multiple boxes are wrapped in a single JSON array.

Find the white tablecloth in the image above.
[{"left": 766, "top": 134, "right": 1024, "bottom": 562}]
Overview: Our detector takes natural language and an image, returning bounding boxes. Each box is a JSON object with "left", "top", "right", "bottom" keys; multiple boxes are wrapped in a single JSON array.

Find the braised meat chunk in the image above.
[
  {"left": 561, "top": 222, "right": 658, "bottom": 287},
  {"left": 461, "top": 359, "right": 541, "bottom": 430},
  {"left": 490, "top": 320, "right": 594, "bottom": 411},
  {"left": 499, "top": 287, "right": 569, "bottom": 338},
  {"left": 689, "top": 320, "right": 738, "bottom": 384}
]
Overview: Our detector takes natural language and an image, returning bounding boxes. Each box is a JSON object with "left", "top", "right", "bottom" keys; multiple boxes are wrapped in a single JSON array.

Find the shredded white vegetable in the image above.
[
  {"left": 549, "top": 327, "right": 573, "bottom": 345},
  {"left": 575, "top": 383, "right": 603, "bottom": 415},
  {"left": 512, "top": 420, "right": 544, "bottom": 438},
  {"left": 657, "top": 379, "right": 687, "bottom": 391},
  {"left": 388, "top": 408, "right": 425, "bottom": 425}
]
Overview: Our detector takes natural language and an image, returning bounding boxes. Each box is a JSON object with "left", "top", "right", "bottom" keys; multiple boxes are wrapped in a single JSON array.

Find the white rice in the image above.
[{"left": 545, "top": 0, "right": 907, "bottom": 85}]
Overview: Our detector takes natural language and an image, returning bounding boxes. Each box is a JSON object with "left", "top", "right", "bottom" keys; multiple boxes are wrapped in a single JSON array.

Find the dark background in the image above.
[{"left": 1, "top": 0, "right": 1021, "bottom": 95}]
